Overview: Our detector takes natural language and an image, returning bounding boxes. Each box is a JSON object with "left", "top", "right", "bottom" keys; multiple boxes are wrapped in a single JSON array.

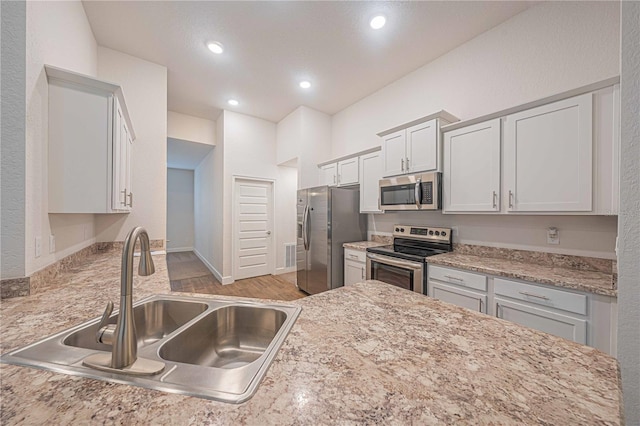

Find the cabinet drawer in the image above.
[
  {"left": 428, "top": 265, "right": 487, "bottom": 292},
  {"left": 344, "top": 248, "right": 366, "bottom": 263},
  {"left": 494, "top": 278, "right": 587, "bottom": 315}
]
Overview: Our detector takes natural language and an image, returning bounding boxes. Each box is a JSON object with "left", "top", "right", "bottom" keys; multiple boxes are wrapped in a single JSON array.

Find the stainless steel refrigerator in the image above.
[{"left": 296, "top": 186, "right": 367, "bottom": 295}]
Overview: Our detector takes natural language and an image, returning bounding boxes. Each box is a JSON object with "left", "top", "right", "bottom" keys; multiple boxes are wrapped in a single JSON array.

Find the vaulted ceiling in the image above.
[{"left": 83, "top": 1, "right": 533, "bottom": 122}]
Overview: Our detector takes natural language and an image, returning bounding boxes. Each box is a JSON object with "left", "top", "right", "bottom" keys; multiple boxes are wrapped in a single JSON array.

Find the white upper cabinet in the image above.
[
  {"left": 379, "top": 112, "right": 457, "bottom": 178},
  {"left": 444, "top": 119, "right": 501, "bottom": 212},
  {"left": 46, "top": 65, "right": 135, "bottom": 214},
  {"left": 337, "top": 158, "right": 359, "bottom": 186},
  {"left": 441, "top": 81, "right": 619, "bottom": 216},
  {"left": 406, "top": 120, "right": 438, "bottom": 173},
  {"left": 319, "top": 163, "right": 338, "bottom": 187},
  {"left": 359, "top": 150, "right": 383, "bottom": 213},
  {"left": 381, "top": 130, "right": 407, "bottom": 177},
  {"left": 504, "top": 93, "right": 593, "bottom": 212}
]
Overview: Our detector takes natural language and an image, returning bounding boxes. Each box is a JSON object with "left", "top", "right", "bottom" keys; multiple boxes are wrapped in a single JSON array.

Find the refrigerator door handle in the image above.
[{"left": 302, "top": 205, "right": 311, "bottom": 251}]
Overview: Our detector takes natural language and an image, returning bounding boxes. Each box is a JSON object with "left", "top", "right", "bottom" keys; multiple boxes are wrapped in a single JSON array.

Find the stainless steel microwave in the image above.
[{"left": 379, "top": 172, "right": 441, "bottom": 211}]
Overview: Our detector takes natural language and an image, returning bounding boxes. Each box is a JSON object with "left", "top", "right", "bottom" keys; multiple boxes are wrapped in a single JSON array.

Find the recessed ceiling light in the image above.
[
  {"left": 227, "top": 99, "right": 239, "bottom": 106},
  {"left": 207, "top": 41, "right": 224, "bottom": 54},
  {"left": 370, "top": 15, "right": 386, "bottom": 30},
  {"left": 299, "top": 81, "right": 311, "bottom": 89}
]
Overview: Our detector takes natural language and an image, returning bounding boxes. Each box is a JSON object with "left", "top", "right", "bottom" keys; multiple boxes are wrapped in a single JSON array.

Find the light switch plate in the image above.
[{"left": 547, "top": 227, "right": 560, "bottom": 245}]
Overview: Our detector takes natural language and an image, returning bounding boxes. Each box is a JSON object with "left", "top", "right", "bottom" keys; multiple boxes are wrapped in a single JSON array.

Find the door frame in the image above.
[{"left": 231, "top": 175, "right": 277, "bottom": 281}]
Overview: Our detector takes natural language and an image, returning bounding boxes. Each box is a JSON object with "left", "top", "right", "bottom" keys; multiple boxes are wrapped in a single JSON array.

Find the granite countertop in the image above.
[
  {"left": 1, "top": 252, "right": 622, "bottom": 424},
  {"left": 427, "top": 252, "right": 616, "bottom": 297},
  {"left": 343, "top": 240, "right": 389, "bottom": 251}
]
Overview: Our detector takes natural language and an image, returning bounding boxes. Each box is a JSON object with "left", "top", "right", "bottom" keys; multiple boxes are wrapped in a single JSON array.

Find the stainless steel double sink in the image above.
[{"left": 1, "top": 295, "right": 302, "bottom": 403}]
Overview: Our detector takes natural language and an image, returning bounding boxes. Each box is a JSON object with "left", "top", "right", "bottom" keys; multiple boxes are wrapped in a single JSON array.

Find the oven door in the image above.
[{"left": 366, "top": 253, "right": 424, "bottom": 294}]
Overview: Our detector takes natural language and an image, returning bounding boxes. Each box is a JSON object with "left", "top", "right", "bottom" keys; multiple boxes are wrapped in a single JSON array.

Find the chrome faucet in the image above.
[{"left": 83, "top": 226, "right": 165, "bottom": 376}]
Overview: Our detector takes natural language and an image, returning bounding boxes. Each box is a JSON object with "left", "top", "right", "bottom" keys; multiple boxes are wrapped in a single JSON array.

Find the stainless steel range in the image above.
[{"left": 366, "top": 225, "right": 452, "bottom": 294}]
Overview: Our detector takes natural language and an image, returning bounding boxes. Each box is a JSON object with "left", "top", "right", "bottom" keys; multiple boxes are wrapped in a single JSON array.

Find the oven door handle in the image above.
[
  {"left": 415, "top": 178, "right": 422, "bottom": 209},
  {"left": 366, "top": 253, "right": 423, "bottom": 270}
]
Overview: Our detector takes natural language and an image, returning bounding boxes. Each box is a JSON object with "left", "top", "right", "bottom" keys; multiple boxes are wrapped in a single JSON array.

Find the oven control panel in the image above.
[{"left": 392, "top": 225, "right": 451, "bottom": 242}]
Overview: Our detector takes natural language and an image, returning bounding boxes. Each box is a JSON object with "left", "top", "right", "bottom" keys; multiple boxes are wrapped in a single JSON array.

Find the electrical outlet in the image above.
[
  {"left": 35, "top": 236, "right": 42, "bottom": 258},
  {"left": 49, "top": 235, "right": 56, "bottom": 253},
  {"left": 547, "top": 227, "right": 560, "bottom": 245}
]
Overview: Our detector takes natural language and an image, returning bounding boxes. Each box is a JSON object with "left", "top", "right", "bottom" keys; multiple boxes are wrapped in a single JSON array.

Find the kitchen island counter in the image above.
[{"left": 1, "top": 252, "right": 621, "bottom": 425}]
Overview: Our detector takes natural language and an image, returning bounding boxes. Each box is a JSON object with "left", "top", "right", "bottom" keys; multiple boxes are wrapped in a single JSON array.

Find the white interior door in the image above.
[{"left": 234, "top": 178, "right": 274, "bottom": 280}]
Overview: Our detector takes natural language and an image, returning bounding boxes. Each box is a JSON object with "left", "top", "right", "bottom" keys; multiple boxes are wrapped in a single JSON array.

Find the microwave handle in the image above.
[{"left": 415, "top": 178, "right": 422, "bottom": 209}]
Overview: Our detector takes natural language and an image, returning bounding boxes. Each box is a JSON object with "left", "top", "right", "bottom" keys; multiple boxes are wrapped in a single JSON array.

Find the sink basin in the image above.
[
  {"left": 64, "top": 299, "right": 208, "bottom": 351},
  {"left": 0, "top": 295, "right": 301, "bottom": 403},
  {"left": 159, "top": 305, "right": 287, "bottom": 369}
]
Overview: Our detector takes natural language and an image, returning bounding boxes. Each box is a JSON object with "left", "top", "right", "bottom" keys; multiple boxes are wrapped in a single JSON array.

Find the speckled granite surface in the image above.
[
  {"left": 428, "top": 252, "right": 616, "bottom": 297},
  {"left": 343, "top": 240, "right": 389, "bottom": 251},
  {"left": 0, "top": 252, "right": 622, "bottom": 425}
]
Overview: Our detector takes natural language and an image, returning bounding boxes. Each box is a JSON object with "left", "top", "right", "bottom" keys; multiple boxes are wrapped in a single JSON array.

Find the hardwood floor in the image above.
[{"left": 166, "top": 251, "right": 306, "bottom": 301}]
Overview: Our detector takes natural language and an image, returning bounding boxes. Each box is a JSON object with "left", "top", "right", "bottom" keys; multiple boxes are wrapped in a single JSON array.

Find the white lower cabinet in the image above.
[
  {"left": 427, "top": 265, "right": 616, "bottom": 355},
  {"left": 344, "top": 249, "right": 366, "bottom": 286},
  {"left": 494, "top": 297, "right": 587, "bottom": 344},
  {"left": 430, "top": 281, "right": 487, "bottom": 313}
]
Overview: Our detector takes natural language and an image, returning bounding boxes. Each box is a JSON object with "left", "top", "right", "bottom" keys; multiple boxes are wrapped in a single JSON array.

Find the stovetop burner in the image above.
[{"left": 366, "top": 224, "right": 452, "bottom": 262}]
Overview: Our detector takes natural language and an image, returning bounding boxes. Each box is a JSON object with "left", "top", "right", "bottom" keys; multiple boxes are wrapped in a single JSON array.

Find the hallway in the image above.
[{"left": 166, "top": 251, "right": 306, "bottom": 301}]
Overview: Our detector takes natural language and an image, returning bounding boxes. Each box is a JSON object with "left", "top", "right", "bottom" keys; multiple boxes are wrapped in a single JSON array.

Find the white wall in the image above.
[
  {"left": 617, "top": 1, "right": 640, "bottom": 423},
  {"left": 166, "top": 168, "right": 194, "bottom": 252},
  {"left": 1, "top": 1, "right": 27, "bottom": 279},
  {"left": 331, "top": 2, "right": 620, "bottom": 157},
  {"left": 167, "top": 111, "right": 216, "bottom": 146},
  {"left": 24, "top": 0, "right": 98, "bottom": 275},
  {"left": 276, "top": 105, "right": 331, "bottom": 189},
  {"left": 276, "top": 165, "right": 298, "bottom": 274},
  {"left": 369, "top": 214, "right": 618, "bottom": 259},
  {"left": 94, "top": 47, "right": 167, "bottom": 244}
]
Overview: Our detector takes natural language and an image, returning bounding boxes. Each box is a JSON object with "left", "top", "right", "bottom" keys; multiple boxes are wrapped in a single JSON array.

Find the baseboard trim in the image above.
[
  {"left": 166, "top": 247, "right": 193, "bottom": 253},
  {"left": 193, "top": 249, "right": 234, "bottom": 285},
  {"left": 275, "top": 266, "right": 296, "bottom": 275}
]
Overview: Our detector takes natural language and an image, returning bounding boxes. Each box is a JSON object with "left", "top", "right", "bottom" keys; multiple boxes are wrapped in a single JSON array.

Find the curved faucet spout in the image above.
[{"left": 84, "top": 226, "right": 165, "bottom": 376}]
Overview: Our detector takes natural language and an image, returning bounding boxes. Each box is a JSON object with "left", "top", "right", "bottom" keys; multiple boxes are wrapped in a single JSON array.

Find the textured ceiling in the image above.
[{"left": 82, "top": 1, "right": 533, "bottom": 122}]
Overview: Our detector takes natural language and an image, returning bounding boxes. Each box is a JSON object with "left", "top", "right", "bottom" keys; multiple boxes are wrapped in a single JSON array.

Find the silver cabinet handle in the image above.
[
  {"left": 333, "top": 174, "right": 336, "bottom": 184},
  {"left": 401, "top": 158, "right": 405, "bottom": 171},
  {"left": 128, "top": 192, "right": 133, "bottom": 208},
  {"left": 266, "top": 231, "right": 272, "bottom": 235},
  {"left": 519, "top": 291, "right": 550, "bottom": 301},
  {"left": 478, "top": 298, "right": 483, "bottom": 313},
  {"left": 495, "top": 303, "right": 501, "bottom": 318},
  {"left": 406, "top": 157, "right": 410, "bottom": 171},
  {"left": 361, "top": 267, "right": 365, "bottom": 280},
  {"left": 444, "top": 274, "right": 464, "bottom": 282},
  {"left": 508, "top": 190, "right": 514, "bottom": 208},
  {"left": 348, "top": 254, "right": 360, "bottom": 259},
  {"left": 492, "top": 191, "right": 497, "bottom": 208},
  {"left": 121, "top": 188, "right": 127, "bottom": 205}
]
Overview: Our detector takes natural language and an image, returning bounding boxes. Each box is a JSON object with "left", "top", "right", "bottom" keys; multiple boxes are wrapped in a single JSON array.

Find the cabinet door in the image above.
[
  {"left": 495, "top": 297, "right": 587, "bottom": 344},
  {"left": 406, "top": 119, "right": 437, "bottom": 173},
  {"left": 444, "top": 119, "right": 501, "bottom": 212},
  {"left": 381, "top": 130, "right": 406, "bottom": 177},
  {"left": 504, "top": 93, "right": 593, "bottom": 212},
  {"left": 111, "top": 99, "right": 128, "bottom": 211},
  {"left": 125, "top": 132, "right": 133, "bottom": 210},
  {"left": 344, "top": 259, "right": 365, "bottom": 286},
  {"left": 429, "top": 281, "right": 487, "bottom": 313},
  {"left": 338, "top": 158, "right": 359, "bottom": 186},
  {"left": 319, "top": 163, "right": 338, "bottom": 186},
  {"left": 359, "top": 151, "right": 383, "bottom": 213}
]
